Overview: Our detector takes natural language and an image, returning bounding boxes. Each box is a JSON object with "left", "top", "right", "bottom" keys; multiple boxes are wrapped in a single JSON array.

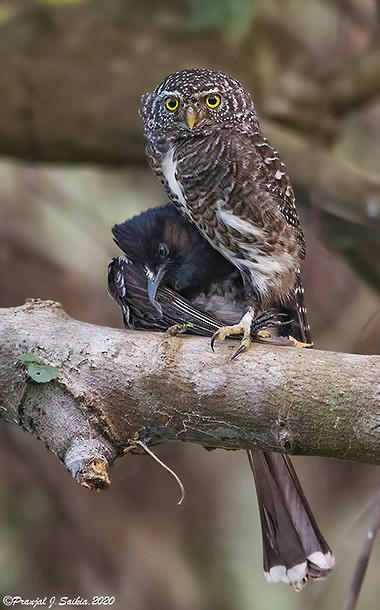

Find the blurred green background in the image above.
[{"left": 0, "top": 0, "right": 380, "bottom": 608}]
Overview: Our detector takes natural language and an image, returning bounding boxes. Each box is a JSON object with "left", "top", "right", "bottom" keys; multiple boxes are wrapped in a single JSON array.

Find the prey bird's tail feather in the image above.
[{"left": 247, "top": 450, "right": 334, "bottom": 590}]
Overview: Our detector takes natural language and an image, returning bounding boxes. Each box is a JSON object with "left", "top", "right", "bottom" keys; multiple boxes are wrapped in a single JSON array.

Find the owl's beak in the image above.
[{"left": 185, "top": 106, "right": 198, "bottom": 130}]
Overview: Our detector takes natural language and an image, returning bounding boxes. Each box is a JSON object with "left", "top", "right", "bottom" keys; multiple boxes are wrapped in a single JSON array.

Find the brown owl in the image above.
[{"left": 140, "top": 68, "right": 310, "bottom": 355}]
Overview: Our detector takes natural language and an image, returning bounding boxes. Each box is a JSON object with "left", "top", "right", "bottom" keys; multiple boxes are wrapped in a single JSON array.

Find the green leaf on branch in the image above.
[
  {"left": 18, "top": 353, "right": 59, "bottom": 383},
  {"left": 26, "top": 364, "right": 59, "bottom": 383}
]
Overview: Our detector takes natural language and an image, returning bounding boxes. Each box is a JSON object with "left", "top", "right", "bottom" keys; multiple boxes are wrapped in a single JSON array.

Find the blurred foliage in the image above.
[
  {"left": 188, "top": 0, "right": 257, "bottom": 41},
  {"left": 38, "top": 0, "right": 87, "bottom": 5},
  {"left": 0, "top": 3, "right": 15, "bottom": 22}
]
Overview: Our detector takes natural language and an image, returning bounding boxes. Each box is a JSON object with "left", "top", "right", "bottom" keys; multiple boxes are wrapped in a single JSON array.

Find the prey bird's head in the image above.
[
  {"left": 112, "top": 204, "right": 235, "bottom": 312},
  {"left": 112, "top": 205, "right": 204, "bottom": 313},
  {"left": 140, "top": 68, "right": 258, "bottom": 140}
]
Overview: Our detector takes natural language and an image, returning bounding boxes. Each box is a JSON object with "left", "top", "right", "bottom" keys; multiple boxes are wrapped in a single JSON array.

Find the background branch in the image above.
[
  {"left": 341, "top": 489, "right": 380, "bottom": 610},
  {"left": 1, "top": 299, "right": 379, "bottom": 490}
]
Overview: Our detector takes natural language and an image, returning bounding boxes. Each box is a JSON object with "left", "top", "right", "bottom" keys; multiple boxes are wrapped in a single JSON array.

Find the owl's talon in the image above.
[
  {"left": 211, "top": 309, "right": 292, "bottom": 358},
  {"left": 288, "top": 336, "right": 313, "bottom": 349},
  {"left": 210, "top": 326, "right": 242, "bottom": 352},
  {"left": 256, "top": 329, "right": 271, "bottom": 339},
  {"left": 231, "top": 338, "right": 252, "bottom": 360},
  {"left": 210, "top": 332, "right": 217, "bottom": 352},
  {"left": 211, "top": 309, "right": 254, "bottom": 357}
]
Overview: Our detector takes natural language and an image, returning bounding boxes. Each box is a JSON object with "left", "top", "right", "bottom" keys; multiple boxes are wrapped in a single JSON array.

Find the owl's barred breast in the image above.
[{"left": 155, "top": 134, "right": 301, "bottom": 303}]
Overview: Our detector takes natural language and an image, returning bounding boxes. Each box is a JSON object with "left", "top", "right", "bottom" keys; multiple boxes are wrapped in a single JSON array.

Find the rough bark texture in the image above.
[{"left": 0, "top": 300, "right": 379, "bottom": 490}]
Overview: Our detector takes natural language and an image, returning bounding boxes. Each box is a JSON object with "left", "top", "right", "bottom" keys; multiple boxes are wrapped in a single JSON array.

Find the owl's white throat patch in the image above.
[{"left": 161, "top": 147, "right": 187, "bottom": 206}]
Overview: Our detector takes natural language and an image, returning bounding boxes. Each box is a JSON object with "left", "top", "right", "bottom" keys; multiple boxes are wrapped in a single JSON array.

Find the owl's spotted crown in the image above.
[{"left": 155, "top": 68, "right": 245, "bottom": 97}]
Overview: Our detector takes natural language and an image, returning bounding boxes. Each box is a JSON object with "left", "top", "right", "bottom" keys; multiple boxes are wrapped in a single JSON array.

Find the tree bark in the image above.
[{"left": 1, "top": 300, "right": 379, "bottom": 490}]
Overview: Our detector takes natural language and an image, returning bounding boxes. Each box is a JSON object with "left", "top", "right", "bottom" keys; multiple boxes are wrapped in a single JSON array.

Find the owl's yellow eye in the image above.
[
  {"left": 165, "top": 97, "right": 179, "bottom": 111},
  {"left": 205, "top": 94, "right": 221, "bottom": 109}
]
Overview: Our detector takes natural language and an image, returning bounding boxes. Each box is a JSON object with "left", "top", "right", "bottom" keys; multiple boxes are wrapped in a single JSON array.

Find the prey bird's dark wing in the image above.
[
  {"left": 158, "top": 286, "right": 223, "bottom": 335},
  {"left": 108, "top": 257, "right": 168, "bottom": 331},
  {"left": 108, "top": 256, "right": 222, "bottom": 336},
  {"left": 109, "top": 257, "right": 287, "bottom": 341}
]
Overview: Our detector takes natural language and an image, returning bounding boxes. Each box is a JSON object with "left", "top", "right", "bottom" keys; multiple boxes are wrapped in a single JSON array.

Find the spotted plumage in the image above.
[{"left": 140, "top": 68, "right": 310, "bottom": 343}]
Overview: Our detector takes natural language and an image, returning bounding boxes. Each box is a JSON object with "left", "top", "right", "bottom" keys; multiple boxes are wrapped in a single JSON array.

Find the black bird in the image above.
[
  {"left": 108, "top": 204, "right": 246, "bottom": 336},
  {"left": 108, "top": 204, "right": 334, "bottom": 590},
  {"left": 109, "top": 205, "right": 303, "bottom": 345}
]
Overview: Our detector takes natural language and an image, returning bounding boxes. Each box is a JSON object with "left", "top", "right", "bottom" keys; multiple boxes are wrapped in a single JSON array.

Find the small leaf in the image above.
[
  {"left": 26, "top": 364, "right": 59, "bottom": 383},
  {"left": 18, "top": 353, "right": 41, "bottom": 364}
]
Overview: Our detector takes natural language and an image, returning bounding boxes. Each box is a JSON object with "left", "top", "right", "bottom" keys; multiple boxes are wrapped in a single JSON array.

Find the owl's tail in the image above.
[{"left": 247, "top": 449, "right": 334, "bottom": 590}]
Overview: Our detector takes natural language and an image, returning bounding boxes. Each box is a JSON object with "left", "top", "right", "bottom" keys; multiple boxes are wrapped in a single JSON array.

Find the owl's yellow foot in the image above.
[
  {"left": 256, "top": 329, "right": 271, "bottom": 339},
  {"left": 254, "top": 334, "right": 313, "bottom": 348},
  {"left": 211, "top": 309, "right": 285, "bottom": 360},
  {"left": 211, "top": 309, "right": 253, "bottom": 359},
  {"left": 288, "top": 336, "right": 313, "bottom": 349}
]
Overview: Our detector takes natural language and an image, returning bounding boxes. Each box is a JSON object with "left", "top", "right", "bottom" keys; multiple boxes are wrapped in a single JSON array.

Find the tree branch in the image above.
[{"left": 1, "top": 300, "right": 379, "bottom": 490}]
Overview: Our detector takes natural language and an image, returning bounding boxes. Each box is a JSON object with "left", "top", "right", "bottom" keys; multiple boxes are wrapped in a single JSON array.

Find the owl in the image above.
[{"left": 140, "top": 69, "right": 310, "bottom": 354}]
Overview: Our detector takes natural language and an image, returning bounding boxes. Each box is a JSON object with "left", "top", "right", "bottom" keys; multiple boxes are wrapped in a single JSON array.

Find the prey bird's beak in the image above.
[
  {"left": 186, "top": 106, "right": 198, "bottom": 130},
  {"left": 147, "top": 264, "right": 166, "bottom": 317}
]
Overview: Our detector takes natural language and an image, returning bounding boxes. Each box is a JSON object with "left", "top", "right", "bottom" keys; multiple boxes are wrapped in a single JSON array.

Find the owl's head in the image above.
[{"left": 140, "top": 68, "right": 257, "bottom": 140}]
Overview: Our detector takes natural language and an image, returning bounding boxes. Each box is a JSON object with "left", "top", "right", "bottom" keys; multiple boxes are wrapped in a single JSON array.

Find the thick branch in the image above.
[{"left": 0, "top": 300, "right": 379, "bottom": 489}]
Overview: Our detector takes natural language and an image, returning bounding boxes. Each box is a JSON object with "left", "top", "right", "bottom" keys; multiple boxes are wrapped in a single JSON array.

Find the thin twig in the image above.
[
  {"left": 133, "top": 440, "right": 185, "bottom": 506},
  {"left": 341, "top": 489, "right": 380, "bottom": 610}
]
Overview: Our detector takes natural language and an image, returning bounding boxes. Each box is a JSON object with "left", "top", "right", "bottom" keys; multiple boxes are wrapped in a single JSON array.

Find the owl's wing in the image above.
[
  {"left": 293, "top": 276, "right": 312, "bottom": 344},
  {"left": 245, "top": 132, "right": 311, "bottom": 342},
  {"left": 249, "top": 131, "right": 306, "bottom": 258},
  {"left": 272, "top": 277, "right": 312, "bottom": 345},
  {"left": 108, "top": 256, "right": 222, "bottom": 336}
]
